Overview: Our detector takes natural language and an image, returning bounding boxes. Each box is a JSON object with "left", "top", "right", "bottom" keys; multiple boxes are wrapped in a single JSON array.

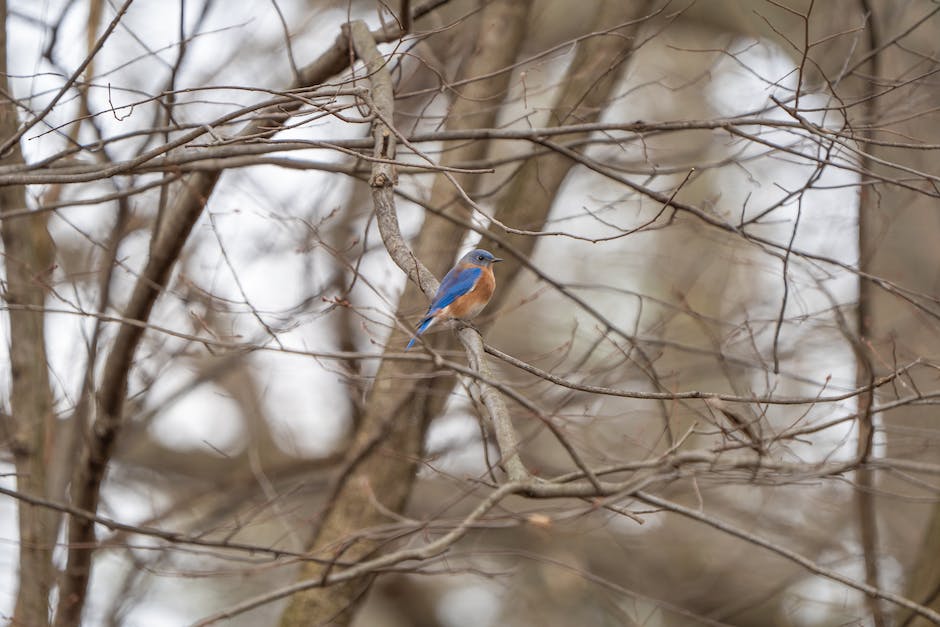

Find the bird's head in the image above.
[{"left": 461, "top": 249, "right": 503, "bottom": 267}]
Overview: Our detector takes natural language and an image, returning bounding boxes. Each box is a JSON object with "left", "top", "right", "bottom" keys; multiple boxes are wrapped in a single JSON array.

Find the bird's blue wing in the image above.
[
  {"left": 429, "top": 266, "right": 481, "bottom": 314},
  {"left": 406, "top": 265, "right": 482, "bottom": 350},
  {"left": 406, "top": 316, "right": 435, "bottom": 350}
]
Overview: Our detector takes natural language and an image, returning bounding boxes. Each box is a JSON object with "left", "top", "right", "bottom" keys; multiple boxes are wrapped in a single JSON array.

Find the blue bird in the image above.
[{"left": 406, "top": 249, "right": 503, "bottom": 350}]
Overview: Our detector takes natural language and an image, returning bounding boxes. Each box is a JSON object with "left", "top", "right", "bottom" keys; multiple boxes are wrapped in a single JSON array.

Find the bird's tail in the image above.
[{"left": 405, "top": 316, "right": 436, "bottom": 350}]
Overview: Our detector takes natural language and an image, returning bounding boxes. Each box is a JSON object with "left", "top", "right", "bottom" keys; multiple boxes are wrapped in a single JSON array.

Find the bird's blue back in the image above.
[{"left": 427, "top": 265, "right": 482, "bottom": 315}]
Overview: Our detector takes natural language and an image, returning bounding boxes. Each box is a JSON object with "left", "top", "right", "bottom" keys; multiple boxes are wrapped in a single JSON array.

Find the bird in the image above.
[{"left": 405, "top": 248, "right": 503, "bottom": 350}]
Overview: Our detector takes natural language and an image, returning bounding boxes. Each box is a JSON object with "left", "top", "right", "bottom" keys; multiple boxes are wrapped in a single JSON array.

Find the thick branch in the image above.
[
  {"left": 0, "top": 1, "right": 57, "bottom": 624},
  {"left": 854, "top": 2, "right": 885, "bottom": 624}
]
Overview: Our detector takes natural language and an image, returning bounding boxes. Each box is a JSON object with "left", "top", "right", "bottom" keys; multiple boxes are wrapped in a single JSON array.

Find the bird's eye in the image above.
[{"left": 477, "top": 255, "right": 484, "bottom": 261}]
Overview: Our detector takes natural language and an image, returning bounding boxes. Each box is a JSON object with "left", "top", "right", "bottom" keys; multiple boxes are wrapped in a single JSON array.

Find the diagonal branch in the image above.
[{"left": 352, "top": 20, "right": 528, "bottom": 480}]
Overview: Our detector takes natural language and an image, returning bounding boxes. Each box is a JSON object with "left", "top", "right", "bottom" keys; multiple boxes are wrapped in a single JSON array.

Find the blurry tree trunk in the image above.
[
  {"left": 854, "top": 119, "right": 887, "bottom": 626},
  {"left": 0, "top": 2, "right": 57, "bottom": 625},
  {"left": 906, "top": 508, "right": 940, "bottom": 625},
  {"left": 786, "top": 3, "right": 940, "bottom": 623},
  {"left": 278, "top": 2, "right": 534, "bottom": 624},
  {"left": 483, "top": 1, "right": 655, "bottom": 304},
  {"left": 684, "top": 2, "right": 940, "bottom": 623},
  {"left": 861, "top": 4, "right": 940, "bottom": 625},
  {"left": 854, "top": 4, "right": 884, "bottom": 624}
]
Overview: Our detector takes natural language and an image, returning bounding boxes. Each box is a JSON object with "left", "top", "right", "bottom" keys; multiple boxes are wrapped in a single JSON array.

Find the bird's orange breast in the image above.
[{"left": 444, "top": 267, "right": 495, "bottom": 320}]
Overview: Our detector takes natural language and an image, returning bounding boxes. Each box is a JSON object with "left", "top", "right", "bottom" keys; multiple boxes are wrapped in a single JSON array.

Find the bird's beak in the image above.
[{"left": 492, "top": 257, "right": 504, "bottom": 263}]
